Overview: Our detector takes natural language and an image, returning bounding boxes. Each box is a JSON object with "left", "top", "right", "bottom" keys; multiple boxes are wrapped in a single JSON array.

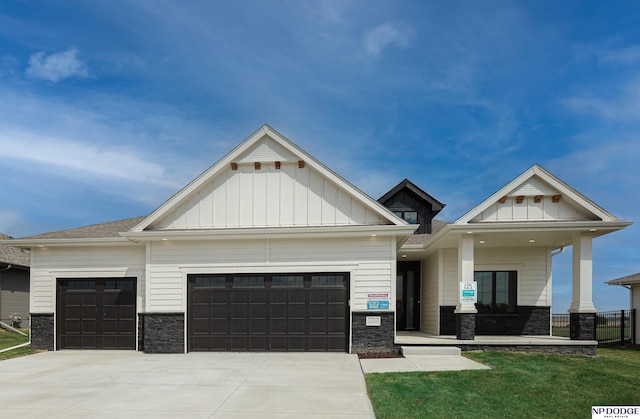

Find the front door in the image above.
[{"left": 396, "top": 261, "right": 421, "bottom": 331}]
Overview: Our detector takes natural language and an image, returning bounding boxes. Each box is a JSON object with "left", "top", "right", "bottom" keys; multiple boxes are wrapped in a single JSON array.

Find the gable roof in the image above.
[
  {"left": 0, "top": 233, "right": 31, "bottom": 267},
  {"left": 456, "top": 164, "right": 620, "bottom": 224},
  {"left": 378, "top": 179, "right": 445, "bottom": 211},
  {"left": 131, "top": 124, "right": 408, "bottom": 233}
]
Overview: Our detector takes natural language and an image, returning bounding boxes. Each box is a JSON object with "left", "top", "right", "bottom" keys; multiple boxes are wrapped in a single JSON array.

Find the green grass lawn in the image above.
[
  {"left": 0, "top": 328, "right": 37, "bottom": 360},
  {"left": 366, "top": 346, "right": 640, "bottom": 419}
]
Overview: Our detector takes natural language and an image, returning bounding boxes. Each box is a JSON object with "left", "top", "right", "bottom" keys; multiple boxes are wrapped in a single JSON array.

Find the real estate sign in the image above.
[
  {"left": 367, "top": 293, "right": 390, "bottom": 310},
  {"left": 459, "top": 281, "right": 477, "bottom": 304}
]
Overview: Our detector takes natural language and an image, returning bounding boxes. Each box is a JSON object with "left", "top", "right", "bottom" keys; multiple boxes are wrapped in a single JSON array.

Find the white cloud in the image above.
[
  {"left": 1, "top": 130, "right": 174, "bottom": 188},
  {"left": 561, "top": 78, "right": 640, "bottom": 122},
  {"left": 598, "top": 45, "right": 640, "bottom": 65},
  {"left": 26, "top": 47, "right": 89, "bottom": 82},
  {"left": 363, "top": 23, "right": 411, "bottom": 57}
]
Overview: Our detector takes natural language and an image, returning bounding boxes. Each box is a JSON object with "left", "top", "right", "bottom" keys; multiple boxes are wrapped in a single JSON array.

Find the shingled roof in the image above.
[
  {"left": 16, "top": 216, "right": 147, "bottom": 240},
  {"left": 403, "top": 219, "right": 450, "bottom": 246},
  {"left": 0, "top": 233, "right": 30, "bottom": 267}
]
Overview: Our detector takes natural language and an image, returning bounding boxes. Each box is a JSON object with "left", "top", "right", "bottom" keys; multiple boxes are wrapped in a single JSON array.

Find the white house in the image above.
[{"left": 5, "top": 125, "right": 632, "bottom": 355}]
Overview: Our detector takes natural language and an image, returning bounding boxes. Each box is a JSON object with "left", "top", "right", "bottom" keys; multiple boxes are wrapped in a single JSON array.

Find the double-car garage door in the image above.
[{"left": 188, "top": 273, "right": 349, "bottom": 352}]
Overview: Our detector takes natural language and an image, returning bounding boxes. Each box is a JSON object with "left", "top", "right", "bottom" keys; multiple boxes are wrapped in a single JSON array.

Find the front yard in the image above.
[
  {"left": 0, "top": 328, "right": 37, "bottom": 360},
  {"left": 366, "top": 346, "right": 640, "bottom": 419}
]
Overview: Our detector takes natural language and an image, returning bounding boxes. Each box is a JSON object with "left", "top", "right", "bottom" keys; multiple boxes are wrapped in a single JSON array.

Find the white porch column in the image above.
[
  {"left": 455, "top": 235, "right": 477, "bottom": 314},
  {"left": 569, "top": 233, "right": 596, "bottom": 313}
]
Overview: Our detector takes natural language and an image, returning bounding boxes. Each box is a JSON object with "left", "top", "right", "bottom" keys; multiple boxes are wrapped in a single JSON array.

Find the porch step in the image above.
[{"left": 401, "top": 346, "right": 461, "bottom": 356}]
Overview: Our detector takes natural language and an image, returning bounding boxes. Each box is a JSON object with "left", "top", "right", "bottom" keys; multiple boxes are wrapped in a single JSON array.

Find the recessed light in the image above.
[
  {"left": 589, "top": 229, "right": 597, "bottom": 232},
  {"left": 162, "top": 238, "right": 168, "bottom": 241},
  {"left": 371, "top": 234, "right": 377, "bottom": 237},
  {"left": 401, "top": 254, "right": 407, "bottom": 258},
  {"left": 466, "top": 231, "right": 473, "bottom": 234},
  {"left": 479, "top": 240, "right": 486, "bottom": 244},
  {"left": 529, "top": 239, "right": 536, "bottom": 243}
]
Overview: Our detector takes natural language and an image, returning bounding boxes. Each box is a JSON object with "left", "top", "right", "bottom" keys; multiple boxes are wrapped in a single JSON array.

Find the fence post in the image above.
[
  {"left": 621, "top": 309, "right": 625, "bottom": 346},
  {"left": 633, "top": 309, "right": 637, "bottom": 345}
]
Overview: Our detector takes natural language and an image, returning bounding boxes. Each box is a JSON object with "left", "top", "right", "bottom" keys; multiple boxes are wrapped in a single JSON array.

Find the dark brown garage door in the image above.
[
  {"left": 57, "top": 278, "right": 136, "bottom": 350},
  {"left": 188, "top": 273, "right": 349, "bottom": 352}
]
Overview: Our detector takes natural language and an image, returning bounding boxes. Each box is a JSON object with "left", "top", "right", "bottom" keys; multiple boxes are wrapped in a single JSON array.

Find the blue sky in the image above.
[{"left": 1, "top": 1, "right": 638, "bottom": 312}]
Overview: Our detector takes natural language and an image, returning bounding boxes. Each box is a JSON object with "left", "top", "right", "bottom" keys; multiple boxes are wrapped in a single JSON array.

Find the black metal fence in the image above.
[{"left": 551, "top": 309, "right": 636, "bottom": 347}]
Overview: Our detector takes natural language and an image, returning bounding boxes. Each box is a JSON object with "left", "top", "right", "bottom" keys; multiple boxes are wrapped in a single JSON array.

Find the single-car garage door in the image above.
[
  {"left": 57, "top": 278, "right": 136, "bottom": 350},
  {"left": 188, "top": 273, "right": 349, "bottom": 352}
]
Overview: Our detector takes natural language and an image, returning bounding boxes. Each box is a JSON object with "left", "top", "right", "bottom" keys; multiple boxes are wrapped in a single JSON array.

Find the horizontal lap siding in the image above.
[
  {"left": 441, "top": 247, "right": 549, "bottom": 306},
  {"left": 147, "top": 237, "right": 393, "bottom": 312},
  {"left": 31, "top": 246, "right": 145, "bottom": 313},
  {"left": 269, "top": 237, "right": 393, "bottom": 311}
]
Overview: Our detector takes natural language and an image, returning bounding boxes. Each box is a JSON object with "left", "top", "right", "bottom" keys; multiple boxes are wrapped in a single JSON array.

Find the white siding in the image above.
[
  {"left": 146, "top": 236, "right": 394, "bottom": 312},
  {"left": 30, "top": 245, "right": 145, "bottom": 313},
  {"left": 474, "top": 176, "right": 594, "bottom": 222},
  {"left": 421, "top": 251, "right": 440, "bottom": 334},
  {"left": 440, "top": 246, "right": 550, "bottom": 307},
  {"left": 152, "top": 164, "right": 387, "bottom": 230}
]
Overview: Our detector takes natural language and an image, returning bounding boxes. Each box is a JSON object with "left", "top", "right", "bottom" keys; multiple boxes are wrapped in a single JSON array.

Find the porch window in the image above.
[{"left": 474, "top": 271, "right": 517, "bottom": 314}]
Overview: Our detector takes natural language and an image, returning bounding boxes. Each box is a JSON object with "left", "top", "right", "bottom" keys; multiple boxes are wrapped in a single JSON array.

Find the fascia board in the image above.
[
  {"left": 121, "top": 224, "right": 417, "bottom": 241},
  {"left": 447, "top": 220, "right": 632, "bottom": 234},
  {"left": 3, "top": 237, "right": 138, "bottom": 248}
]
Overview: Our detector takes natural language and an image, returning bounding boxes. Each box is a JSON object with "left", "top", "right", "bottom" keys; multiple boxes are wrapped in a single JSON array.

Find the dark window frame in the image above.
[
  {"left": 474, "top": 271, "right": 517, "bottom": 314},
  {"left": 392, "top": 210, "right": 418, "bottom": 224}
]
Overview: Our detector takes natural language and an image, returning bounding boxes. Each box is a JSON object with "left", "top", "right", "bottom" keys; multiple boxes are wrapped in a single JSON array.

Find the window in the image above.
[
  {"left": 232, "top": 276, "right": 265, "bottom": 288},
  {"left": 474, "top": 271, "right": 517, "bottom": 314},
  {"left": 194, "top": 276, "right": 226, "bottom": 288},
  {"left": 311, "top": 275, "right": 345, "bottom": 287},
  {"left": 393, "top": 211, "right": 418, "bottom": 224},
  {"left": 272, "top": 276, "right": 304, "bottom": 287}
]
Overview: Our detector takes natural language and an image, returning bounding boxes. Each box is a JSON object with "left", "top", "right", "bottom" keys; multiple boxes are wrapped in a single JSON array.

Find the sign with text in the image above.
[
  {"left": 367, "top": 293, "right": 390, "bottom": 310},
  {"left": 459, "top": 281, "right": 477, "bottom": 304}
]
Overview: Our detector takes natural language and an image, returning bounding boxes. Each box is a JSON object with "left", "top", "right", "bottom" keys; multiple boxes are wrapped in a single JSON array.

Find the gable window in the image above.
[
  {"left": 474, "top": 271, "right": 517, "bottom": 314},
  {"left": 393, "top": 211, "right": 418, "bottom": 224}
]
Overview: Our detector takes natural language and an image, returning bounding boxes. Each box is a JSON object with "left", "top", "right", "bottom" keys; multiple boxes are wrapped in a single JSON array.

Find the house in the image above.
[
  {"left": 4, "top": 125, "right": 632, "bottom": 355},
  {"left": 0, "top": 233, "right": 30, "bottom": 328},
  {"left": 606, "top": 273, "right": 640, "bottom": 342}
]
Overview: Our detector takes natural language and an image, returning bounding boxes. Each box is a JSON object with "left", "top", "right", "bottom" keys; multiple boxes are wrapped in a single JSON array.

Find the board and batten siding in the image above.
[
  {"left": 151, "top": 163, "right": 386, "bottom": 230},
  {"left": 421, "top": 251, "right": 440, "bottom": 334},
  {"left": 441, "top": 247, "right": 551, "bottom": 307},
  {"left": 146, "top": 236, "right": 394, "bottom": 312},
  {"left": 473, "top": 177, "right": 593, "bottom": 222},
  {"left": 30, "top": 245, "right": 145, "bottom": 313}
]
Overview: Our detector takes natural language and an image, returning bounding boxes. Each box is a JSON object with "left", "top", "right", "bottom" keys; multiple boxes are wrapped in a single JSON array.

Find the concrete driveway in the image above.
[{"left": 1, "top": 351, "right": 375, "bottom": 418}]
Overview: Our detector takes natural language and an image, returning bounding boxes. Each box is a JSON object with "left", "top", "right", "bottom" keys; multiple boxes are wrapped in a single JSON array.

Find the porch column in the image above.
[
  {"left": 569, "top": 233, "right": 596, "bottom": 340},
  {"left": 455, "top": 235, "right": 476, "bottom": 340}
]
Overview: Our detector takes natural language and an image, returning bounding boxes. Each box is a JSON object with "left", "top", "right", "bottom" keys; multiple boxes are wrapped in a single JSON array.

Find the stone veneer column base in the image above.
[
  {"left": 351, "top": 312, "right": 398, "bottom": 356},
  {"left": 30, "top": 313, "right": 55, "bottom": 350},
  {"left": 570, "top": 312, "right": 596, "bottom": 341},
  {"left": 139, "top": 312, "right": 185, "bottom": 353},
  {"left": 456, "top": 312, "right": 476, "bottom": 340}
]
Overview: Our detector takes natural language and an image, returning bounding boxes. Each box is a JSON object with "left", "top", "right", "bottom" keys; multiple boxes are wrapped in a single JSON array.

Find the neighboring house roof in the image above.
[
  {"left": 378, "top": 179, "right": 445, "bottom": 211},
  {"left": 606, "top": 272, "right": 640, "bottom": 286},
  {"left": 0, "top": 233, "right": 30, "bottom": 267},
  {"left": 13, "top": 217, "right": 146, "bottom": 241}
]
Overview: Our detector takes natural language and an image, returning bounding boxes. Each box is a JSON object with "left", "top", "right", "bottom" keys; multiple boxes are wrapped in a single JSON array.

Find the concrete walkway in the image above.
[
  {"left": 360, "top": 354, "right": 491, "bottom": 373},
  {"left": 0, "top": 351, "right": 375, "bottom": 418}
]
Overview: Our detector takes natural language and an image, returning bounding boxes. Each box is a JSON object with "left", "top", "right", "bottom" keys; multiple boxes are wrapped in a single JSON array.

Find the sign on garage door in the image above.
[{"left": 187, "top": 273, "right": 349, "bottom": 352}]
